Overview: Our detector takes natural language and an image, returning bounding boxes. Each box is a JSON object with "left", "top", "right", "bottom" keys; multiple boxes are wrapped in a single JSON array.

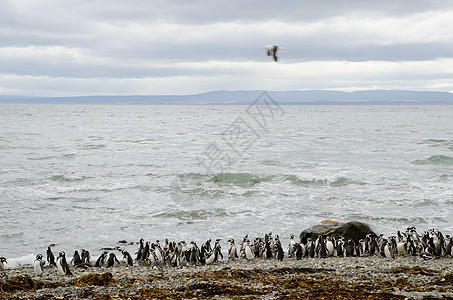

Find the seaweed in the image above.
[
  {"left": 0, "top": 275, "right": 61, "bottom": 294},
  {"left": 73, "top": 272, "right": 114, "bottom": 287}
]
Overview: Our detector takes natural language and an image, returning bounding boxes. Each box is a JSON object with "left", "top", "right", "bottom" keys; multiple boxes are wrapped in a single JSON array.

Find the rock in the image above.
[{"left": 299, "top": 221, "right": 377, "bottom": 243}]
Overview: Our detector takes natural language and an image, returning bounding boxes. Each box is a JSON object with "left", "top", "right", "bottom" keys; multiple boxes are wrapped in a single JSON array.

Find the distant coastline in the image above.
[{"left": 1, "top": 90, "right": 453, "bottom": 105}]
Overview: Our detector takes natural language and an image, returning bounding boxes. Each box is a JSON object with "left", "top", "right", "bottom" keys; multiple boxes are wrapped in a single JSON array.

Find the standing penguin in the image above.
[
  {"left": 244, "top": 240, "right": 254, "bottom": 260},
  {"left": 95, "top": 251, "right": 108, "bottom": 267},
  {"left": 205, "top": 239, "right": 212, "bottom": 253},
  {"left": 369, "top": 236, "right": 378, "bottom": 256},
  {"left": 205, "top": 240, "right": 222, "bottom": 265},
  {"left": 141, "top": 242, "right": 150, "bottom": 261},
  {"left": 122, "top": 250, "right": 133, "bottom": 266},
  {"left": 344, "top": 240, "right": 355, "bottom": 257},
  {"left": 215, "top": 239, "right": 223, "bottom": 261},
  {"left": 81, "top": 249, "right": 91, "bottom": 264},
  {"left": 317, "top": 236, "right": 328, "bottom": 258},
  {"left": 71, "top": 250, "right": 82, "bottom": 266},
  {"left": 265, "top": 240, "right": 273, "bottom": 259},
  {"left": 56, "top": 252, "right": 72, "bottom": 276},
  {"left": 384, "top": 241, "right": 395, "bottom": 259},
  {"left": 276, "top": 242, "right": 284, "bottom": 261},
  {"left": 136, "top": 238, "right": 144, "bottom": 260},
  {"left": 153, "top": 242, "right": 164, "bottom": 263},
  {"left": 288, "top": 234, "right": 296, "bottom": 258},
  {"left": 306, "top": 238, "right": 315, "bottom": 258},
  {"left": 227, "top": 239, "right": 238, "bottom": 261},
  {"left": 34, "top": 254, "right": 45, "bottom": 276},
  {"left": 325, "top": 236, "right": 335, "bottom": 257},
  {"left": 239, "top": 234, "right": 248, "bottom": 257},
  {"left": 0, "top": 257, "right": 7, "bottom": 270},
  {"left": 46, "top": 246, "right": 56, "bottom": 267},
  {"left": 107, "top": 253, "right": 120, "bottom": 267},
  {"left": 294, "top": 243, "right": 305, "bottom": 260}
]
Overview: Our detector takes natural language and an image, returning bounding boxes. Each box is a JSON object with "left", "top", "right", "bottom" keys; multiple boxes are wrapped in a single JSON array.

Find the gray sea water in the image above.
[{"left": 1, "top": 102, "right": 452, "bottom": 266}]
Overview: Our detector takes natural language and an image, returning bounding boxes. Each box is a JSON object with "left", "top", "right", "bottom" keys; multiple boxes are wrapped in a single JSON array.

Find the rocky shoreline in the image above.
[{"left": 1, "top": 256, "right": 452, "bottom": 299}]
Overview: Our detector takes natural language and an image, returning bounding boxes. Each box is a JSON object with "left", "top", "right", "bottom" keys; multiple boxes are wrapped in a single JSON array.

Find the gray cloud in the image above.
[{"left": 1, "top": 0, "right": 453, "bottom": 96}]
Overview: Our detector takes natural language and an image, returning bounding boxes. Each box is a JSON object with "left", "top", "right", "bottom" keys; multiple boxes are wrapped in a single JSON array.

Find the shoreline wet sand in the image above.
[{"left": 1, "top": 256, "right": 452, "bottom": 299}]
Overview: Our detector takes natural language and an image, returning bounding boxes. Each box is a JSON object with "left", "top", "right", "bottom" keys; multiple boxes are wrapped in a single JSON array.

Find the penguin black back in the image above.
[
  {"left": 276, "top": 243, "right": 284, "bottom": 261},
  {"left": 47, "top": 246, "right": 56, "bottom": 267},
  {"left": 107, "top": 253, "right": 120, "bottom": 267},
  {"left": 71, "top": 250, "right": 82, "bottom": 265},
  {"left": 122, "top": 250, "right": 133, "bottom": 266},
  {"left": 295, "top": 243, "right": 303, "bottom": 260}
]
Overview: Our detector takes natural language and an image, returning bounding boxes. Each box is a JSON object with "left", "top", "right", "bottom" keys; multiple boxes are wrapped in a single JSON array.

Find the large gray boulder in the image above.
[{"left": 299, "top": 221, "right": 378, "bottom": 244}]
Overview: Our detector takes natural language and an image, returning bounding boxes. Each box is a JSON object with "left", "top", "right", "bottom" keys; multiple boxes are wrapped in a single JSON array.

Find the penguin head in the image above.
[
  {"left": 36, "top": 254, "right": 43, "bottom": 260},
  {"left": 0, "top": 257, "right": 7, "bottom": 263}
]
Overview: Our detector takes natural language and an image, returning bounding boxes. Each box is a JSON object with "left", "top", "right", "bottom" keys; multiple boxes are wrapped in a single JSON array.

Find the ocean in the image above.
[{"left": 1, "top": 101, "right": 452, "bottom": 267}]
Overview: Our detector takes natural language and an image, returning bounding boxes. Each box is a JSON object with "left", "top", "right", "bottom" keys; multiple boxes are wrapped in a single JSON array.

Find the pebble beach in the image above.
[{"left": 1, "top": 255, "right": 452, "bottom": 299}]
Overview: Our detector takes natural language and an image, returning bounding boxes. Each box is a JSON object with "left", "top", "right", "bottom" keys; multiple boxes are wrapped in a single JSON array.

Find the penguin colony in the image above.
[{"left": 0, "top": 227, "right": 452, "bottom": 277}]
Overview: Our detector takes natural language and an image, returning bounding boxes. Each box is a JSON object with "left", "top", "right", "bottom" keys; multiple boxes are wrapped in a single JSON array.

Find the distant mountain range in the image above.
[{"left": 1, "top": 90, "right": 453, "bottom": 104}]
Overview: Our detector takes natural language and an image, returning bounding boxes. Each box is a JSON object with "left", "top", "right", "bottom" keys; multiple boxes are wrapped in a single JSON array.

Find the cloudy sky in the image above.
[{"left": 1, "top": 0, "right": 453, "bottom": 96}]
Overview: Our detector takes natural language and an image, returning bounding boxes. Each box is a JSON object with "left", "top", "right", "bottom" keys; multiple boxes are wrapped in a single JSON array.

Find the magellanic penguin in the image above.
[
  {"left": 122, "top": 250, "right": 134, "bottom": 266},
  {"left": 136, "top": 238, "right": 144, "bottom": 260},
  {"left": 189, "top": 241, "right": 201, "bottom": 265},
  {"left": 46, "top": 246, "right": 56, "bottom": 267},
  {"left": 141, "top": 242, "right": 150, "bottom": 261},
  {"left": 244, "top": 239, "right": 254, "bottom": 260},
  {"left": 227, "top": 239, "right": 239, "bottom": 261},
  {"left": 56, "top": 251, "right": 72, "bottom": 276},
  {"left": 264, "top": 45, "right": 285, "bottom": 62},
  {"left": 383, "top": 241, "right": 395, "bottom": 259},
  {"left": 95, "top": 251, "right": 108, "bottom": 267},
  {"left": 71, "top": 250, "right": 82, "bottom": 266},
  {"left": 205, "top": 239, "right": 222, "bottom": 265},
  {"left": 152, "top": 241, "right": 164, "bottom": 263},
  {"left": 276, "top": 242, "right": 284, "bottom": 261},
  {"left": 344, "top": 240, "right": 355, "bottom": 257},
  {"left": 336, "top": 238, "right": 345, "bottom": 257},
  {"left": 288, "top": 234, "right": 296, "bottom": 258},
  {"left": 325, "top": 236, "right": 335, "bottom": 257},
  {"left": 107, "top": 253, "right": 120, "bottom": 267},
  {"left": 239, "top": 234, "right": 248, "bottom": 258},
  {"left": 294, "top": 243, "right": 305, "bottom": 260},
  {"left": 306, "top": 238, "right": 315, "bottom": 258},
  {"left": 0, "top": 257, "right": 7, "bottom": 270},
  {"left": 34, "top": 254, "right": 45, "bottom": 276},
  {"left": 81, "top": 249, "right": 91, "bottom": 264},
  {"left": 265, "top": 240, "right": 273, "bottom": 259},
  {"left": 316, "top": 236, "right": 328, "bottom": 258},
  {"left": 445, "top": 235, "right": 453, "bottom": 257}
]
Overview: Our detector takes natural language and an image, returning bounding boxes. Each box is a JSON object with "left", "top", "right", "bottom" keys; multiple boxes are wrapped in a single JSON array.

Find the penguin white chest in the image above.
[
  {"left": 34, "top": 260, "right": 43, "bottom": 276},
  {"left": 245, "top": 245, "right": 253, "bottom": 259},
  {"left": 56, "top": 258, "right": 65, "bottom": 275}
]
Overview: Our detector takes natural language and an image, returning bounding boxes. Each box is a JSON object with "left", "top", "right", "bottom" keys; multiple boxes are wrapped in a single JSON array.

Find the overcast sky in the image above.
[{"left": 1, "top": 0, "right": 453, "bottom": 96}]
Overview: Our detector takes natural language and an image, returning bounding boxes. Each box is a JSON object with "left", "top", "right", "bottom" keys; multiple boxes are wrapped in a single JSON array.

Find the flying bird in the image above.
[{"left": 265, "top": 45, "right": 285, "bottom": 62}]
